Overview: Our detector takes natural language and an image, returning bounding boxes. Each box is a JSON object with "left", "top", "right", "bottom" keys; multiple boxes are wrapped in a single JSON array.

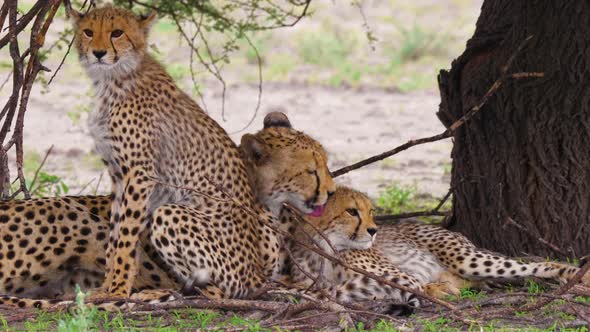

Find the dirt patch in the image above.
[{"left": 9, "top": 81, "right": 451, "bottom": 199}]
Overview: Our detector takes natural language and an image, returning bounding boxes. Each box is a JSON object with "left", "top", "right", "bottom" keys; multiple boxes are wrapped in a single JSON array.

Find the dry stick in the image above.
[
  {"left": 228, "top": 33, "right": 263, "bottom": 134},
  {"left": 332, "top": 37, "right": 541, "bottom": 178},
  {"left": 27, "top": 145, "right": 54, "bottom": 193},
  {"left": 0, "top": 3, "right": 8, "bottom": 33},
  {"left": 11, "top": 2, "right": 54, "bottom": 199},
  {"left": 48, "top": 0, "right": 94, "bottom": 85},
  {"left": 93, "top": 171, "right": 104, "bottom": 195},
  {"left": 504, "top": 217, "right": 568, "bottom": 257},
  {"left": 466, "top": 292, "right": 590, "bottom": 310},
  {"left": 484, "top": 260, "right": 590, "bottom": 319},
  {"left": 0, "top": 0, "right": 25, "bottom": 198},
  {"left": 170, "top": 12, "right": 228, "bottom": 121},
  {"left": 197, "top": 175, "right": 457, "bottom": 311},
  {"left": 0, "top": 0, "right": 47, "bottom": 49},
  {"left": 283, "top": 245, "right": 326, "bottom": 293},
  {"left": 569, "top": 304, "right": 590, "bottom": 325},
  {"left": 0, "top": 0, "right": 23, "bottom": 144}
]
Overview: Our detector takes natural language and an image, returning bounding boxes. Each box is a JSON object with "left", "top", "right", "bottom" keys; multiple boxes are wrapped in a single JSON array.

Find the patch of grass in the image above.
[
  {"left": 421, "top": 317, "right": 452, "bottom": 332},
  {"left": 293, "top": 25, "right": 367, "bottom": 87},
  {"left": 375, "top": 183, "right": 451, "bottom": 222},
  {"left": 574, "top": 296, "right": 590, "bottom": 303},
  {"left": 376, "top": 183, "right": 418, "bottom": 215},
  {"left": 446, "top": 287, "right": 486, "bottom": 302},
  {"left": 526, "top": 279, "right": 546, "bottom": 294},
  {"left": 328, "top": 61, "right": 365, "bottom": 87},
  {"left": 58, "top": 286, "right": 98, "bottom": 332},
  {"left": 297, "top": 28, "right": 357, "bottom": 67},
  {"left": 12, "top": 149, "right": 70, "bottom": 198},
  {"left": 458, "top": 288, "right": 485, "bottom": 300},
  {"left": 265, "top": 54, "right": 297, "bottom": 82},
  {"left": 394, "top": 23, "right": 448, "bottom": 63}
]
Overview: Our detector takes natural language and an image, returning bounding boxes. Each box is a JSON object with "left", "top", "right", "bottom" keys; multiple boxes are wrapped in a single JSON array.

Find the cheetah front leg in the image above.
[{"left": 101, "top": 169, "right": 156, "bottom": 298}]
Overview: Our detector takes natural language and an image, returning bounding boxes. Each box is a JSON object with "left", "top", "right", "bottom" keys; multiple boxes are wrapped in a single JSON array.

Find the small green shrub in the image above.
[
  {"left": 394, "top": 23, "right": 447, "bottom": 63},
  {"left": 526, "top": 279, "right": 546, "bottom": 294},
  {"left": 298, "top": 29, "right": 358, "bottom": 67},
  {"left": 57, "top": 286, "right": 98, "bottom": 332},
  {"left": 376, "top": 184, "right": 418, "bottom": 214}
]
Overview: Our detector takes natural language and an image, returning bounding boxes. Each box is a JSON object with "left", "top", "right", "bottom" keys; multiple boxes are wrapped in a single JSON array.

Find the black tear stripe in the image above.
[
  {"left": 126, "top": 35, "right": 137, "bottom": 51},
  {"left": 350, "top": 214, "right": 361, "bottom": 240},
  {"left": 312, "top": 170, "right": 320, "bottom": 204},
  {"left": 110, "top": 38, "right": 119, "bottom": 62}
]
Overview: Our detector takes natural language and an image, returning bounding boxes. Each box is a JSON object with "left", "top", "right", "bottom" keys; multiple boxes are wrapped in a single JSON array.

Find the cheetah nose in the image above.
[
  {"left": 367, "top": 227, "right": 378, "bottom": 236},
  {"left": 93, "top": 50, "right": 107, "bottom": 59}
]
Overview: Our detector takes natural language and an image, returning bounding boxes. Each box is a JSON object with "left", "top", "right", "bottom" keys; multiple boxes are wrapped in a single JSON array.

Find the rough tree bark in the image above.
[{"left": 438, "top": 1, "right": 590, "bottom": 258}]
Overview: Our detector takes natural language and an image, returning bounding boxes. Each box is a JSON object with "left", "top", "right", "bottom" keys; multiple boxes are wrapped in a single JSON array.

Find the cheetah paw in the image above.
[{"left": 424, "top": 282, "right": 460, "bottom": 299}]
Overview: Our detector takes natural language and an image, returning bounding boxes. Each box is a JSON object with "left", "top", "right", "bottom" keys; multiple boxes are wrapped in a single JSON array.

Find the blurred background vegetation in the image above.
[{"left": 0, "top": 0, "right": 481, "bottom": 216}]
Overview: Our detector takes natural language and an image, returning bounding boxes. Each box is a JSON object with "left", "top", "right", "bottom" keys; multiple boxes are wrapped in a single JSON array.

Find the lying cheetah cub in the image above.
[
  {"left": 287, "top": 187, "right": 589, "bottom": 306},
  {"left": 285, "top": 186, "right": 423, "bottom": 309}
]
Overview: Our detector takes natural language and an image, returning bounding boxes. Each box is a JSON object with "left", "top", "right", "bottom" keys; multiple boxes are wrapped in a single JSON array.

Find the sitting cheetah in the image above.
[
  {"left": 287, "top": 187, "right": 590, "bottom": 306},
  {"left": 0, "top": 113, "right": 336, "bottom": 308},
  {"left": 65, "top": 4, "right": 337, "bottom": 299}
]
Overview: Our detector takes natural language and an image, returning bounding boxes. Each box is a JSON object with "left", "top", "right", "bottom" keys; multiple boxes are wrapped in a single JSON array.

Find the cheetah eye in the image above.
[
  {"left": 83, "top": 29, "right": 93, "bottom": 37},
  {"left": 307, "top": 170, "right": 316, "bottom": 175},
  {"left": 346, "top": 208, "right": 359, "bottom": 217},
  {"left": 111, "top": 29, "right": 124, "bottom": 38}
]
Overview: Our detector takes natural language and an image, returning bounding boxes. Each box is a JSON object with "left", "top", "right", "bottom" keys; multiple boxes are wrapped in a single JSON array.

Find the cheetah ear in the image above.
[
  {"left": 263, "top": 112, "right": 291, "bottom": 129},
  {"left": 138, "top": 10, "right": 158, "bottom": 33},
  {"left": 240, "top": 134, "right": 271, "bottom": 165},
  {"left": 67, "top": 8, "right": 84, "bottom": 22}
]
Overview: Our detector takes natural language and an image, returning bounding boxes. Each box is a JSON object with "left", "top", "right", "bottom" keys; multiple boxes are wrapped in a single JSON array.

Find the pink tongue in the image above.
[{"left": 307, "top": 204, "right": 325, "bottom": 217}]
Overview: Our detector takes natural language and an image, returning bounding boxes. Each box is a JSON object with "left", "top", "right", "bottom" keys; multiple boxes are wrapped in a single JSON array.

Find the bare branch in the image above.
[{"left": 332, "top": 36, "right": 542, "bottom": 178}]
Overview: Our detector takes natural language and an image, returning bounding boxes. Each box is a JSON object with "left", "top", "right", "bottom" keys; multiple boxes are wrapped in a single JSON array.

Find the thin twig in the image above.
[
  {"left": 504, "top": 217, "right": 568, "bottom": 257},
  {"left": 28, "top": 145, "right": 53, "bottom": 193},
  {"left": 228, "top": 33, "right": 263, "bottom": 134},
  {"left": 486, "top": 260, "right": 590, "bottom": 318},
  {"left": 47, "top": 0, "right": 93, "bottom": 85},
  {"left": 93, "top": 171, "right": 104, "bottom": 195}
]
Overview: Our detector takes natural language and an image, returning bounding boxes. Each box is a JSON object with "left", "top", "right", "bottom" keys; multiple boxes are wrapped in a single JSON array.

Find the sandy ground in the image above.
[{"left": 11, "top": 81, "right": 451, "bottom": 199}]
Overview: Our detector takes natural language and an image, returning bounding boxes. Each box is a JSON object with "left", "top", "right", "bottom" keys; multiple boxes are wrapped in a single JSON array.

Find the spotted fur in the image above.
[
  {"left": 0, "top": 112, "right": 335, "bottom": 309},
  {"left": 68, "top": 4, "right": 306, "bottom": 299},
  {"left": 285, "top": 187, "right": 422, "bottom": 309},
  {"left": 286, "top": 188, "right": 589, "bottom": 306}
]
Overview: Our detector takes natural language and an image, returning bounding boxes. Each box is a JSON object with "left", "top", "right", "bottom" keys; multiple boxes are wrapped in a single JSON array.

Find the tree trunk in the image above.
[{"left": 438, "top": 1, "right": 590, "bottom": 259}]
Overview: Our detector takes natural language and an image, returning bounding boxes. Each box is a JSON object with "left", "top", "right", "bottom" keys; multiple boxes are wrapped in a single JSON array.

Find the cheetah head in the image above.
[
  {"left": 300, "top": 186, "right": 378, "bottom": 251},
  {"left": 70, "top": 5, "right": 156, "bottom": 78},
  {"left": 240, "top": 112, "right": 336, "bottom": 217}
]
